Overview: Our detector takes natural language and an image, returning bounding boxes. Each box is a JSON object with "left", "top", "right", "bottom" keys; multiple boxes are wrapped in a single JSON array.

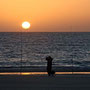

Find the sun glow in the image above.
[{"left": 22, "top": 21, "right": 31, "bottom": 29}]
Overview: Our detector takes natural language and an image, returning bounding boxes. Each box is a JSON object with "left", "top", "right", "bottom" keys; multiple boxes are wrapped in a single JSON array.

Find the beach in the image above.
[{"left": 0, "top": 74, "right": 90, "bottom": 90}]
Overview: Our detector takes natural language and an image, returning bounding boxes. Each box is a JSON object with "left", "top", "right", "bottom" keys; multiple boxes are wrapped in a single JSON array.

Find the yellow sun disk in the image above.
[{"left": 22, "top": 22, "right": 30, "bottom": 29}]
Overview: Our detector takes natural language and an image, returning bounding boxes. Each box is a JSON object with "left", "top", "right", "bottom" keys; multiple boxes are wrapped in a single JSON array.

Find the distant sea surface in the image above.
[{"left": 0, "top": 32, "right": 90, "bottom": 71}]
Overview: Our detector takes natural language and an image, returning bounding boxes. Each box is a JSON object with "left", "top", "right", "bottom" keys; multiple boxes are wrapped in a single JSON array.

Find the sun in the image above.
[{"left": 22, "top": 21, "right": 31, "bottom": 29}]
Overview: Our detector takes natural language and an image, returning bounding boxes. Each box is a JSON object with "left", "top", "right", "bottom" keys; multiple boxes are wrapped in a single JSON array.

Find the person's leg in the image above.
[{"left": 47, "top": 70, "right": 51, "bottom": 76}]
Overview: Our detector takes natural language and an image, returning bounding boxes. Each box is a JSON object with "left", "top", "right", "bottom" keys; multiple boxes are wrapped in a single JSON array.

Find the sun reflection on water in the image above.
[{"left": 0, "top": 72, "right": 90, "bottom": 75}]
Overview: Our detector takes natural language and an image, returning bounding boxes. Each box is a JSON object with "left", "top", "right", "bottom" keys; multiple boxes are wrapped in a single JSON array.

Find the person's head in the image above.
[{"left": 46, "top": 56, "right": 53, "bottom": 61}]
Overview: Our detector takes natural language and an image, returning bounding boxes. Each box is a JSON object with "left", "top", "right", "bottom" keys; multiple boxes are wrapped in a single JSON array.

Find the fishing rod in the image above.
[
  {"left": 20, "top": 22, "right": 30, "bottom": 74},
  {"left": 20, "top": 29, "right": 23, "bottom": 74}
]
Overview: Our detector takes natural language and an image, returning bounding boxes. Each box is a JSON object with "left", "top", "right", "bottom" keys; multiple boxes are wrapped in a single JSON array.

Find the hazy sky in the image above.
[{"left": 0, "top": 0, "right": 90, "bottom": 32}]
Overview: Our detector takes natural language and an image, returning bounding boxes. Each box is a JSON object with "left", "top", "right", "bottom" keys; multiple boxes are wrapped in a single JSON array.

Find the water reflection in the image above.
[{"left": 0, "top": 72, "right": 90, "bottom": 75}]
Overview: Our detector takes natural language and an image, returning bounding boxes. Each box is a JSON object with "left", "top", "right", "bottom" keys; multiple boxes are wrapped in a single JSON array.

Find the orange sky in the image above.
[{"left": 0, "top": 0, "right": 90, "bottom": 32}]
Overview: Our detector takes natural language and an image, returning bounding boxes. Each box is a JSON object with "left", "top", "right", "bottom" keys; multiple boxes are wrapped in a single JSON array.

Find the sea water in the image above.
[{"left": 0, "top": 32, "right": 90, "bottom": 71}]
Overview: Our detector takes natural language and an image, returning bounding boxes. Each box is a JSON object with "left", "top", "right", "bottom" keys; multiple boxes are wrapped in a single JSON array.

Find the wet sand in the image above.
[{"left": 0, "top": 74, "right": 90, "bottom": 90}]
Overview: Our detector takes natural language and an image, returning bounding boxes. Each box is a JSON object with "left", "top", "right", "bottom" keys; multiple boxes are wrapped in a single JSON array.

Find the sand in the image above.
[{"left": 0, "top": 74, "right": 90, "bottom": 90}]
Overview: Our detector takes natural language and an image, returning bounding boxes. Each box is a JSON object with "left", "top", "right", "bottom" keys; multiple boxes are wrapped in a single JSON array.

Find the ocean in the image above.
[{"left": 0, "top": 32, "right": 90, "bottom": 72}]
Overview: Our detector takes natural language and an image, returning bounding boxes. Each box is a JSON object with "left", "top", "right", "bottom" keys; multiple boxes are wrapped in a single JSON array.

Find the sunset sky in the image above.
[{"left": 0, "top": 0, "right": 90, "bottom": 32}]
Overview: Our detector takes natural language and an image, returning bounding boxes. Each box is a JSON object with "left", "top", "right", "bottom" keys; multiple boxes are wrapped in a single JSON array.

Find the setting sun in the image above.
[{"left": 22, "top": 21, "right": 31, "bottom": 29}]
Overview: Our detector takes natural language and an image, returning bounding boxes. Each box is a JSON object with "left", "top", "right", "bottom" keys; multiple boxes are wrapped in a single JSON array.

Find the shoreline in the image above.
[
  {"left": 1, "top": 72, "right": 90, "bottom": 75},
  {"left": 0, "top": 66, "right": 90, "bottom": 72}
]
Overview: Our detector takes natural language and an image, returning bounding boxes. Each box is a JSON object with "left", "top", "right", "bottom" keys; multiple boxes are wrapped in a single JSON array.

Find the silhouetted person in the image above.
[{"left": 46, "top": 56, "right": 53, "bottom": 76}]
